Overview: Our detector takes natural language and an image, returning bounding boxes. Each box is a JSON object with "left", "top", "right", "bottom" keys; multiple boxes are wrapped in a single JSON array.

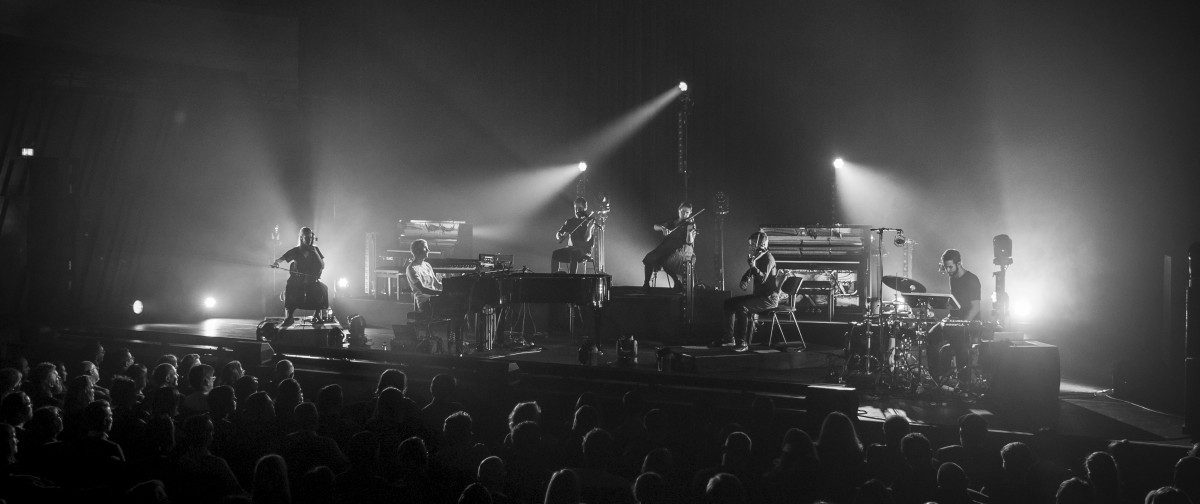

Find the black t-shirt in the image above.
[
  {"left": 558, "top": 214, "right": 595, "bottom": 250},
  {"left": 281, "top": 245, "right": 324, "bottom": 281},
  {"left": 949, "top": 270, "right": 982, "bottom": 320}
]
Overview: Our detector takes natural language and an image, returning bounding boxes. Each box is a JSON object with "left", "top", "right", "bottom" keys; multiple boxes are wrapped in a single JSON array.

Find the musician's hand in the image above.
[
  {"left": 740, "top": 278, "right": 751, "bottom": 291},
  {"left": 653, "top": 224, "right": 665, "bottom": 232}
]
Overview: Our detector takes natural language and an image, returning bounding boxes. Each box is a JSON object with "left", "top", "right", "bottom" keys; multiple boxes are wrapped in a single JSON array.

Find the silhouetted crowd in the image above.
[{"left": 2, "top": 341, "right": 1199, "bottom": 504}]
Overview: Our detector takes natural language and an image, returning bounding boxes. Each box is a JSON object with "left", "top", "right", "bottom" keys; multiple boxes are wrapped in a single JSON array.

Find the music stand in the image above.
[{"left": 899, "top": 293, "right": 961, "bottom": 311}]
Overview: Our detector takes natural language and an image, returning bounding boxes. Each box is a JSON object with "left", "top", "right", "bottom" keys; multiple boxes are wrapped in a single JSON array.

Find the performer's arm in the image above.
[
  {"left": 555, "top": 220, "right": 573, "bottom": 241},
  {"left": 965, "top": 300, "right": 981, "bottom": 321},
  {"left": 406, "top": 264, "right": 442, "bottom": 295},
  {"left": 272, "top": 248, "right": 295, "bottom": 267}
]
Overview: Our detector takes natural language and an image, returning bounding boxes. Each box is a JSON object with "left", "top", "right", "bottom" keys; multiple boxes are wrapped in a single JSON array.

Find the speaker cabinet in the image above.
[{"left": 986, "top": 340, "right": 1060, "bottom": 427}]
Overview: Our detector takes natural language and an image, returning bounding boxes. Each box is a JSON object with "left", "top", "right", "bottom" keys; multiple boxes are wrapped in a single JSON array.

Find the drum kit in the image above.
[{"left": 842, "top": 274, "right": 997, "bottom": 398}]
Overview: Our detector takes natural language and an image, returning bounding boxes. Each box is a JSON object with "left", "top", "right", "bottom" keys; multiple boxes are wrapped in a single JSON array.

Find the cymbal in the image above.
[{"left": 882, "top": 275, "right": 927, "bottom": 293}]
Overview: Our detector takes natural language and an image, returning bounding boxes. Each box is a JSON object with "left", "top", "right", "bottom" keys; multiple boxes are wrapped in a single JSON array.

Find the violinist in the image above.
[
  {"left": 641, "top": 202, "right": 699, "bottom": 291},
  {"left": 271, "top": 227, "right": 329, "bottom": 325},
  {"left": 551, "top": 197, "right": 598, "bottom": 274},
  {"left": 718, "top": 231, "right": 784, "bottom": 351}
]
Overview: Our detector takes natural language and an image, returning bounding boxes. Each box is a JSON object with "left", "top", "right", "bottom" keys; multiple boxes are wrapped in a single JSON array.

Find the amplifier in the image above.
[{"left": 985, "top": 340, "right": 1060, "bottom": 427}]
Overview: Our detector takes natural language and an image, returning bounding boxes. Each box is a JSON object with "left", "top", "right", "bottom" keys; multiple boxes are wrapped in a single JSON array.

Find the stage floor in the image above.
[{"left": 98, "top": 318, "right": 1188, "bottom": 445}]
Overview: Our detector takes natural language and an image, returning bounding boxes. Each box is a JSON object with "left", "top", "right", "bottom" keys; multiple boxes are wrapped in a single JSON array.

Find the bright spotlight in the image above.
[
  {"left": 678, "top": 82, "right": 688, "bottom": 92},
  {"left": 1012, "top": 298, "right": 1033, "bottom": 321},
  {"left": 832, "top": 157, "right": 845, "bottom": 169},
  {"left": 577, "top": 162, "right": 588, "bottom": 172},
  {"left": 131, "top": 300, "right": 144, "bottom": 315},
  {"left": 203, "top": 296, "right": 217, "bottom": 309},
  {"left": 21, "top": 148, "right": 34, "bottom": 157},
  {"left": 337, "top": 277, "right": 350, "bottom": 289}
]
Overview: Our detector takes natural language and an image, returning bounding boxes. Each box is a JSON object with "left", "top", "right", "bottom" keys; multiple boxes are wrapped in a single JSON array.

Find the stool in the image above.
[{"left": 406, "top": 311, "right": 454, "bottom": 354}]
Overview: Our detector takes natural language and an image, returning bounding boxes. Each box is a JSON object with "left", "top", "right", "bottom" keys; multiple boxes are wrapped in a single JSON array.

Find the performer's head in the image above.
[
  {"left": 298, "top": 227, "right": 315, "bottom": 247},
  {"left": 748, "top": 231, "right": 768, "bottom": 252},
  {"left": 573, "top": 197, "right": 588, "bottom": 216},
  {"left": 940, "top": 249, "right": 963, "bottom": 275},
  {"left": 410, "top": 239, "right": 430, "bottom": 260},
  {"left": 677, "top": 202, "right": 693, "bottom": 219}
]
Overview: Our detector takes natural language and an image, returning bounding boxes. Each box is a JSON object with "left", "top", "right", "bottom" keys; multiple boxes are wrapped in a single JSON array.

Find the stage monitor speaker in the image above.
[
  {"left": 257, "top": 318, "right": 345, "bottom": 348},
  {"left": 987, "top": 340, "right": 1060, "bottom": 427},
  {"left": 232, "top": 340, "right": 275, "bottom": 367},
  {"left": 805, "top": 384, "right": 859, "bottom": 422}
]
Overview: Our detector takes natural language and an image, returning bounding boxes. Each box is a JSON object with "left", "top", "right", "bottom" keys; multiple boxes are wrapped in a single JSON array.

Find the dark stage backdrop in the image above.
[{"left": 2, "top": 0, "right": 1199, "bottom": 388}]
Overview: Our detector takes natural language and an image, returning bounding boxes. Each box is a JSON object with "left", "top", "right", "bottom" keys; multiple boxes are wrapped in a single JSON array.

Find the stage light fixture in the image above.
[
  {"left": 132, "top": 300, "right": 144, "bottom": 315},
  {"left": 578, "top": 162, "right": 588, "bottom": 172},
  {"left": 21, "top": 148, "right": 34, "bottom": 157},
  {"left": 833, "top": 157, "right": 845, "bottom": 169},
  {"left": 678, "top": 82, "right": 688, "bottom": 92},
  {"left": 203, "top": 296, "right": 217, "bottom": 309},
  {"left": 337, "top": 277, "right": 350, "bottom": 289}
]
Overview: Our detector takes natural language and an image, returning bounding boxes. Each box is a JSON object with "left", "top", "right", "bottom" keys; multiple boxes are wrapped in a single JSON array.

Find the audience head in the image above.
[
  {"left": 397, "top": 436, "right": 429, "bottom": 475},
  {"left": 1173, "top": 456, "right": 1200, "bottom": 501},
  {"left": 109, "top": 375, "right": 139, "bottom": 410},
  {"left": 1001, "top": 441, "right": 1036, "bottom": 476},
  {"left": 508, "top": 401, "right": 542, "bottom": 431},
  {"left": 882, "top": 414, "right": 910, "bottom": 447},
  {"left": 937, "top": 462, "right": 968, "bottom": 492},
  {"left": 852, "top": 479, "right": 891, "bottom": 504},
  {"left": 0, "top": 390, "right": 32, "bottom": 427},
  {"left": 316, "top": 383, "right": 343, "bottom": 415},
  {"left": 958, "top": 413, "right": 988, "bottom": 447},
  {"left": 511, "top": 420, "right": 542, "bottom": 451},
  {"left": 178, "top": 354, "right": 200, "bottom": 382},
  {"left": 346, "top": 431, "right": 379, "bottom": 469},
  {"left": 234, "top": 375, "right": 260, "bottom": 405},
  {"left": 818, "top": 411, "right": 863, "bottom": 456},
  {"left": 430, "top": 373, "right": 457, "bottom": 400},
  {"left": 277, "top": 378, "right": 303, "bottom": 406},
  {"left": 125, "top": 363, "right": 148, "bottom": 391},
  {"left": 64, "top": 374, "right": 96, "bottom": 412},
  {"left": 900, "top": 432, "right": 933, "bottom": 463},
  {"left": 704, "top": 472, "right": 746, "bottom": 504},
  {"left": 1085, "top": 450, "right": 1120, "bottom": 491},
  {"left": 722, "top": 431, "right": 752, "bottom": 467},
  {"left": 0, "top": 367, "right": 22, "bottom": 395},
  {"left": 477, "top": 455, "right": 506, "bottom": 487},
  {"left": 294, "top": 402, "right": 319, "bottom": 431},
  {"left": 244, "top": 391, "right": 276, "bottom": 424},
  {"left": 219, "top": 360, "right": 244, "bottom": 387},
  {"left": 274, "top": 359, "right": 294, "bottom": 382},
  {"left": 208, "top": 385, "right": 236, "bottom": 420},
  {"left": 571, "top": 405, "right": 599, "bottom": 434},
  {"left": 622, "top": 389, "right": 644, "bottom": 417},
  {"left": 643, "top": 408, "right": 667, "bottom": 437},
  {"left": 574, "top": 391, "right": 598, "bottom": 411},
  {"left": 444, "top": 410, "right": 473, "bottom": 445},
  {"left": 633, "top": 471, "right": 665, "bottom": 504},
  {"left": 543, "top": 468, "right": 581, "bottom": 504},
  {"left": 777, "top": 428, "right": 817, "bottom": 469},
  {"left": 376, "top": 368, "right": 406, "bottom": 395},
  {"left": 157, "top": 354, "right": 178, "bottom": 368},
  {"left": 253, "top": 454, "right": 291, "bottom": 504},
  {"left": 582, "top": 428, "right": 615, "bottom": 468},
  {"left": 82, "top": 399, "right": 114, "bottom": 435},
  {"left": 180, "top": 414, "right": 215, "bottom": 451},
  {"left": 26, "top": 406, "right": 63, "bottom": 442},
  {"left": 188, "top": 364, "right": 215, "bottom": 394},
  {"left": 83, "top": 341, "right": 105, "bottom": 368},
  {"left": 125, "top": 479, "right": 169, "bottom": 504},
  {"left": 73, "top": 360, "right": 100, "bottom": 385},
  {"left": 2, "top": 422, "right": 17, "bottom": 467},
  {"left": 102, "top": 347, "right": 135, "bottom": 380},
  {"left": 30, "top": 361, "right": 64, "bottom": 397},
  {"left": 372, "top": 387, "right": 407, "bottom": 423},
  {"left": 642, "top": 447, "right": 676, "bottom": 476},
  {"left": 458, "top": 482, "right": 492, "bottom": 504},
  {"left": 300, "top": 466, "right": 335, "bottom": 504},
  {"left": 1056, "top": 476, "right": 1094, "bottom": 504},
  {"left": 150, "top": 363, "right": 178, "bottom": 389},
  {"left": 1145, "top": 486, "right": 1190, "bottom": 504},
  {"left": 148, "top": 385, "right": 179, "bottom": 418}
]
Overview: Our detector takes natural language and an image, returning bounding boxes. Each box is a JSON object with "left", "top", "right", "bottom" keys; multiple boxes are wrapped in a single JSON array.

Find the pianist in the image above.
[{"left": 405, "top": 238, "right": 443, "bottom": 312}]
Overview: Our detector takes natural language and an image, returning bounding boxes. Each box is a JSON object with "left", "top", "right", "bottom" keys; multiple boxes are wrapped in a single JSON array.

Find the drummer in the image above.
[{"left": 928, "top": 248, "right": 982, "bottom": 381}]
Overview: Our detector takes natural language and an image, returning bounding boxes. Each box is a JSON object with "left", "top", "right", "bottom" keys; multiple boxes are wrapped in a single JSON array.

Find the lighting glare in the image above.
[
  {"left": 21, "top": 148, "right": 34, "bottom": 157},
  {"left": 132, "top": 300, "right": 144, "bottom": 315},
  {"left": 678, "top": 81, "right": 688, "bottom": 92},
  {"left": 337, "top": 277, "right": 350, "bottom": 289},
  {"left": 203, "top": 296, "right": 217, "bottom": 309},
  {"left": 577, "top": 162, "right": 587, "bottom": 172},
  {"left": 1012, "top": 298, "right": 1033, "bottom": 321},
  {"left": 832, "top": 157, "right": 845, "bottom": 169}
]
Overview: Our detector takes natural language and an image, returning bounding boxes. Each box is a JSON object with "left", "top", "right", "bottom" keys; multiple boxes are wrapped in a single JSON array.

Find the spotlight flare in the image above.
[
  {"left": 678, "top": 82, "right": 688, "bottom": 92},
  {"left": 203, "top": 296, "right": 217, "bottom": 309},
  {"left": 833, "top": 157, "right": 845, "bottom": 169},
  {"left": 578, "top": 162, "right": 588, "bottom": 172}
]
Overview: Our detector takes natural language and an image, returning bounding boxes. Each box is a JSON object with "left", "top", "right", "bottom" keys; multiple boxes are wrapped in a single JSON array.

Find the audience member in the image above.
[
  {"left": 170, "top": 415, "right": 242, "bottom": 504},
  {"left": 281, "top": 402, "right": 347, "bottom": 490},
  {"left": 544, "top": 468, "right": 583, "bottom": 504},
  {"left": 253, "top": 453, "right": 291, "bottom": 504},
  {"left": 181, "top": 363, "right": 215, "bottom": 416}
]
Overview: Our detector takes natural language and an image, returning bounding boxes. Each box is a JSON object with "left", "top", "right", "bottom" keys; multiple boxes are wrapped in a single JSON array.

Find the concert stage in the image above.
[{"left": 47, "top": 316, "right": 1188, "bottom": 450}]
